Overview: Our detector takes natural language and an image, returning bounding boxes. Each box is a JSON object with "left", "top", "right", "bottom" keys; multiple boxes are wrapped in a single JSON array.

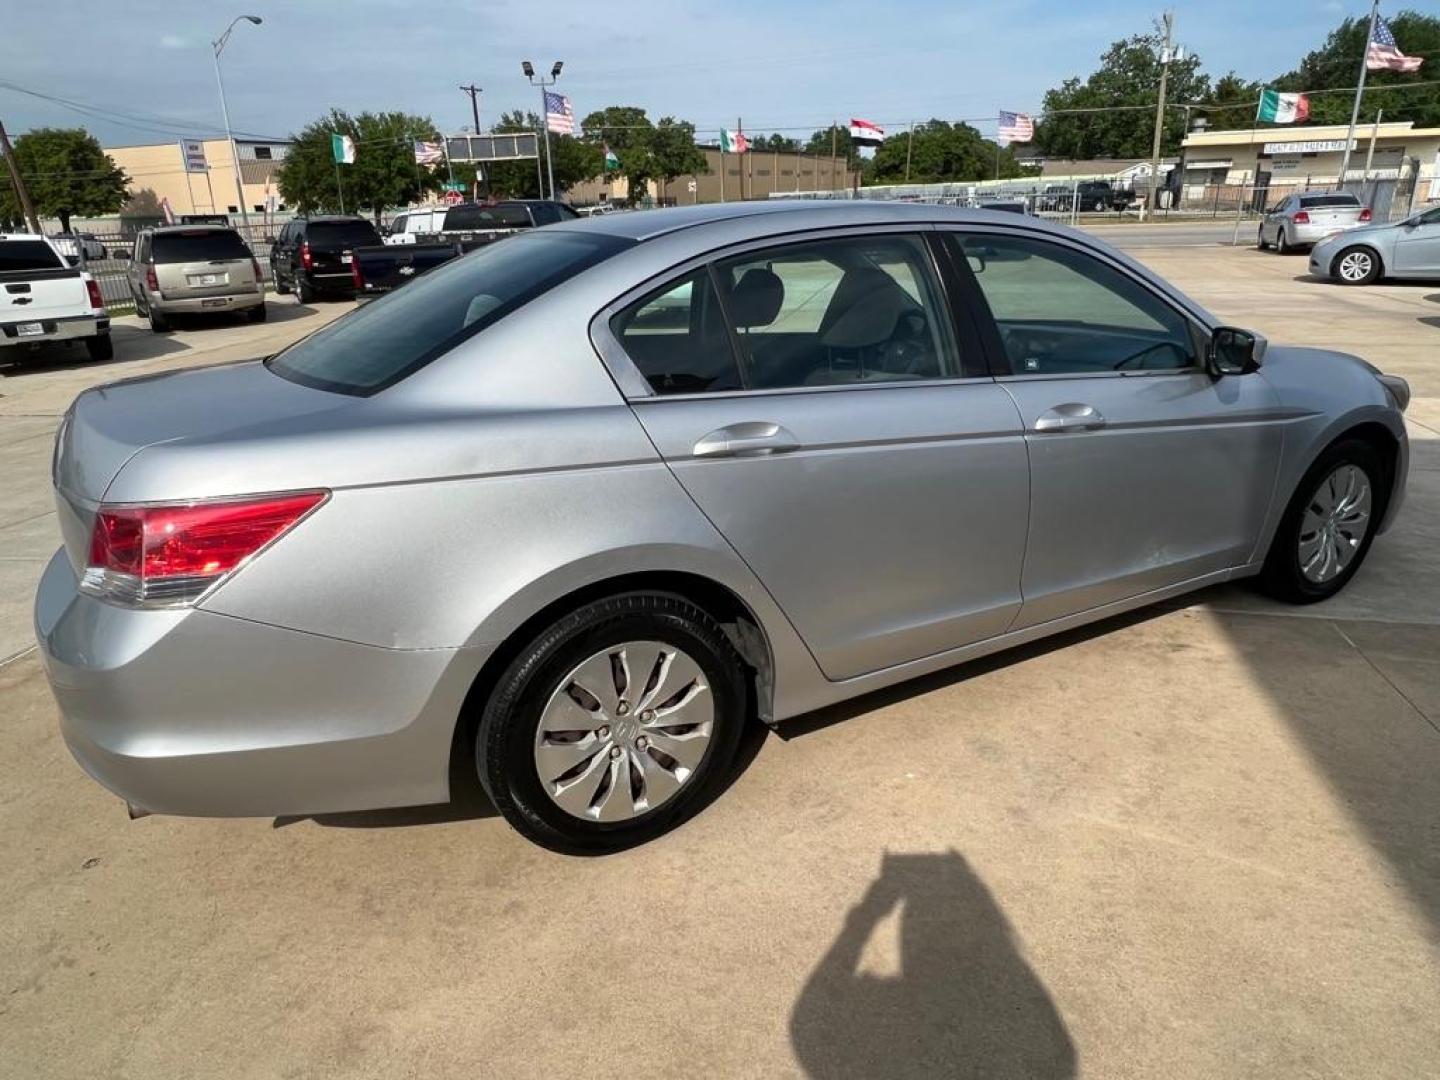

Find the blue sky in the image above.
[{"left": 0, "top": 0, "right": 1370, "bottom": 147}]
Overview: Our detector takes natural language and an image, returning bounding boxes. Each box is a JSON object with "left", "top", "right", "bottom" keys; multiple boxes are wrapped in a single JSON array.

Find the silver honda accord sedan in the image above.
[{"left": 35, "top": 202, "right": 1411, "bottom": 850}]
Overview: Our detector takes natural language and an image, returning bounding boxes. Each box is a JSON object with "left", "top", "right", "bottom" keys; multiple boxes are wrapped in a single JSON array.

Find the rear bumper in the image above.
[
  {"left": 148, "top": 290, "right": 263, "bottom": 315},
  {"left": 34, "top": 550, "right": 484, "bottom": 818},
  {"left": 1, "top": 312, "right": 108, "bottom": 347},
  {"left": 299, "top": 270, "right": 357, "bottom": 294},
  {"left": 1290, "top": 223, "right": 1356, "bottom": 247}
]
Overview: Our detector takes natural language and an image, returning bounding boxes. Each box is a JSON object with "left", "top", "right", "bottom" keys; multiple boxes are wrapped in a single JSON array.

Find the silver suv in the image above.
[{"left": 126, "top": 225, "right": 266, "bottom": 332}]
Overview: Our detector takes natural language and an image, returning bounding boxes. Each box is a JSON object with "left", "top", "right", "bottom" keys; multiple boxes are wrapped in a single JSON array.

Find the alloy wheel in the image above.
[
  {"left": 1337, "top": 250, "right": 1374, "bottom": 283},
  {"left": 533, "top": 641, "right": 714, "bottom": 822},
  {"left": 1298, "top": 464, "right": 1372, "bottom": 584}
]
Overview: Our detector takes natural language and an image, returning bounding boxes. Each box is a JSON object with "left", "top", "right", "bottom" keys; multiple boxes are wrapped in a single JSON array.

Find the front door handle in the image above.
[
  {"left": 693, "top": 421, "right": 801, "bottom": 458},
  {"left": 1034, "top": 403, "right": 1107, "bottom": 433}
]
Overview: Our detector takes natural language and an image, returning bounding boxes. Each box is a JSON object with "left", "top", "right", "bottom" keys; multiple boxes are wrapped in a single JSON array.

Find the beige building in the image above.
[
  {"left": 106, "top": 137, "right": 292, "bottom": 218},
  {"left": 570, "top": 145, "right": 859, "bottom": 206},
  {"left": 1180, "top": 121, "right": 1440, "bottom": 197}
]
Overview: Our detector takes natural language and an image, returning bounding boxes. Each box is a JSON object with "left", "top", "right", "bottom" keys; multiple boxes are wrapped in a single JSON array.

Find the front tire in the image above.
[
  {"left": 476, "top": 594, "right": 748, "bottom": 852},
  {"left": 272, "top": 268, "right": 291, "bottom": 295},
  {"left": 1258, "top": 438, "right": 1385, "bottom": 604},
  {"left": 1333, "top": 245, "right": 1381, "bottom": 286}
]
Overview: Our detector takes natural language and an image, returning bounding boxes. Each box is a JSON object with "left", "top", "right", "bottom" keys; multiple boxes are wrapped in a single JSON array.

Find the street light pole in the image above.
[
  {"left": 523, "top": 60, "right": 563, "bottom": 200},
  {"left": 212, "top": 15, "right": 262, "bottom": 237}
]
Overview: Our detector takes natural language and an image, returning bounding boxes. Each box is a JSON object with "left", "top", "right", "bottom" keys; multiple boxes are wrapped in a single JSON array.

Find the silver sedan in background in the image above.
[
  {"left": 1258, "top": 190, "right": 1371, "bottom": 253},
  {"left": 1310, "top": 204, "right": 1440, "bottom": 284},
  {"left": 35, "top": 202, "right": 1411, "bottom": 851}
]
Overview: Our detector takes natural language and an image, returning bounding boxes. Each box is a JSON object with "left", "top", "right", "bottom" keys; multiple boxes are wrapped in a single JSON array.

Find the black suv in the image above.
[{"left": 270, "top": 216, "right": 382, "bottom": 302}]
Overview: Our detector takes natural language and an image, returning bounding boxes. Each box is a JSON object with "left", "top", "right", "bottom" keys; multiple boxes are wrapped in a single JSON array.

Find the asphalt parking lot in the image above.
[{"left": 2, "top": 233, "right": 1438, "bottom": 1079}]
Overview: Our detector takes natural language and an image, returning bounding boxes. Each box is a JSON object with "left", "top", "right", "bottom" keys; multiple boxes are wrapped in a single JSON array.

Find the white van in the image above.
[{"left": 385, "top": 207, "right": 449, "bottom": 245}]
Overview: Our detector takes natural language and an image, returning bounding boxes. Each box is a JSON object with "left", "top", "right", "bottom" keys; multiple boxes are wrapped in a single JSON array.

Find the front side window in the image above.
[
  {"left": 714, "top": 234, "right": 959, "bottom": 388},
  {"left": 269, "top": 230, "right": 630, "bottom": 395},
  {"left": 957, "top": 233, "right": 1197, "bottom": 375}
]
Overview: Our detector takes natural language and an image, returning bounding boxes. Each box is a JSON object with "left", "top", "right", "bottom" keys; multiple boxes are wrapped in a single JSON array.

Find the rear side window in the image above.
[
  {"left": 0, "top": 239, "right": 62, "bottom": 273},
  {"left": 152, "top": 230, "right": 251, "bottom": 262},
  {"left": 268, "top": 231, "right": 630, "bottom": 395},
  {"left": 444, "top": 204, "right": 531, "bottom": 230},
  {"left": 612, "top": 270, "right": 743, "bottom": 394},
  {"left": 305, "top": 221, "right": 381, "bottom": 248},
  {"left": 1300, "top": 195, "right": 1361, "bottom": 208}
]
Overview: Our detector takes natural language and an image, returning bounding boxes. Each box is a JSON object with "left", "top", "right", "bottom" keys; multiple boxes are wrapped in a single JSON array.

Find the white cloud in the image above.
[{"left": 159, "top": 34, "right": 188, "bottom": 49}]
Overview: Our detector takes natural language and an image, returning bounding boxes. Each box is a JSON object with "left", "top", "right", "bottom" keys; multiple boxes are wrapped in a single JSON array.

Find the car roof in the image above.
[
  {"left": 147, "top": 224, "right": 240, "bottom": 234},
  {"left": 299, "top": 215, "right": 375, "bottom": 224},
  {"left": 551, "top": 199, "right": 1084, "bottom": 244}
]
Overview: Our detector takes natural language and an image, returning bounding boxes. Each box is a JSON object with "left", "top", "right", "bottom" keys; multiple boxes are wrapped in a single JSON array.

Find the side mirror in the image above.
[{"left": 1208, "top": 326, "right": 1264, "bottom": 376}]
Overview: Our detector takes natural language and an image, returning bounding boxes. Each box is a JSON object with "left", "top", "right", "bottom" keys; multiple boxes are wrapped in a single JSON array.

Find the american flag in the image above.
[
  {"left": 1368, "top": 17, "right": 1423, "bottom": 73},
  {"left": 413, "top": 140, "right": 444, "bottom": 165},
  {"left": 997, "top": 110, "right": 1034, "bottom": 146},
  {"left": 545, "top": 92, "right": 575, "bottom": 134}
]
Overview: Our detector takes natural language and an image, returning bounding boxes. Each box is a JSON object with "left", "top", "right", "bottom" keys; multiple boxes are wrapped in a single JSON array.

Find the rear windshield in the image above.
[
  {"left": 0, "top": 239, "right": 63, "bottom": 273},
  {"left": 152, "top": 230, "right": 251, "bottom": 262},
  {"left": 267, "top": 230, "right": 630, "bottom": 395},
  {"left": 306, "top": 220, "right": 382, "bottom": 248},
  {"left": 444, "top": 204, "right": 532, "bottom": 230},
  {"left": 1300, "top": 195, "right": 1362, "bottom": 208}
]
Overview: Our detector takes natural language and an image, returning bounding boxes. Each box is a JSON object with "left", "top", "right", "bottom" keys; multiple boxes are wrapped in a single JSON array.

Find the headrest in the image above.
[{"left": 729, "top": 267, "right": 784, "bottom": 329}]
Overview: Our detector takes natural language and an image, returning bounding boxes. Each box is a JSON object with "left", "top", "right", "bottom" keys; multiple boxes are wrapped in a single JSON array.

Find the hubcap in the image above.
[
  {"left": 533, "top": 641, "right": 713, "bottom": 822},
  {"left": 1338, "top": 251, "right": 1372, "bottom": 281},
  {"left": 1298, "top": 464, "right": 1372, "bottom": 584}
]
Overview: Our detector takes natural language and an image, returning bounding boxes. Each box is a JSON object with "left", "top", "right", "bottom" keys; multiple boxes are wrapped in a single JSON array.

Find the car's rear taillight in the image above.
[
  {"left": 1359, "top": 207, "right": 1372, "bottom": 222},
  {"left": 85, "top": 278, "right": 104, "bottom": 311},
  {"left": 1293, "top": 211, "right": 1310, "bottom": 224},
  {"left": 145, "top": 264, "right": 159, "bottom": 291},
  {"left": 81, "top": 490, "right": 328, "bottom": 607},
  {"left": 300, "top": 241, "right": 313, "bottom": 270},
  {"left": 351, "top": 255, "right": 363, "bottom": 289},
  {"left": 251, "top": 256, "right": 263, "bottom": 284}
]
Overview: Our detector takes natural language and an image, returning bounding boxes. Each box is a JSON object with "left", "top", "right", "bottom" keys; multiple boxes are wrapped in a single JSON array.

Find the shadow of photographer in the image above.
[{"left": 791, "top": 850, "right": 1075, "bottom": 1079}]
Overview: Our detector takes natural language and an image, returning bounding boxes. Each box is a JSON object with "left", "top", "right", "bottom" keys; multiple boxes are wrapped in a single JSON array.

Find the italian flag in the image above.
[
  {"left": 1257, "top": 89, "right": 1309, "bottom": 125},
  {"left": 720, "top": 129, "right": 749, "bottom": 154},
  {"left": 331, "top": 133, "right": 356, "bottom": 164},
  {"left": 603, "top": 143, "right": 619, "bottom": 171}
]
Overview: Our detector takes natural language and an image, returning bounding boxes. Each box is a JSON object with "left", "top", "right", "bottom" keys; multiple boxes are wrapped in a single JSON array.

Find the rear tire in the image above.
[
  {"left": 1258, "top": 438, "right": 1385, "bottom": 604},
  {"left": 1257, "top": 226, "right": 1271, "bottom": 251},
  {"left": 1333, "top": 245, "right": 1381, "bottom": 286},
  {"left": 1276, "top": 227, "right": 1292, "bottom": 255},
  {"left": 476, "top": 593, "right": 748, "bottom": 852},
  {"left": 296, "top": 277, "right": 315, "bottom": 304},
  {"left": 148, "top": 306, "right": 170, "bottom": 333},
  {"left": 85, "top": 334, "right": 113, "bottom": 361},
  {"left": 247, "top": 302, "right": 268, "bottom": 323}
]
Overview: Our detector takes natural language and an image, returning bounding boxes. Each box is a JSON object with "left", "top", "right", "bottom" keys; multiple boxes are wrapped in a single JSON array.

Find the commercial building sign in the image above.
[
  {"left": 179, "top": 139, "right": 208, "bottom": 173},
  {"left": 1262, "top": 139, "right": 1356, "bottom": 155}
]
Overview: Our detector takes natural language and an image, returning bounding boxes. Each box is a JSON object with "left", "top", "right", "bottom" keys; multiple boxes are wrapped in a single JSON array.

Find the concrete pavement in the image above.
[{"left": 1, "top": 252, "right": 1437, "bottom": 1079}]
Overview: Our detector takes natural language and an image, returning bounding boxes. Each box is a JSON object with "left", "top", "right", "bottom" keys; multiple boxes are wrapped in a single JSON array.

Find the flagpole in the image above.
[
  {"left": 335, "top": 160, "right": 344, "bottom": 214},
  {"left": 1340, "top": 0, "right": 1380, "bottom": 186}
]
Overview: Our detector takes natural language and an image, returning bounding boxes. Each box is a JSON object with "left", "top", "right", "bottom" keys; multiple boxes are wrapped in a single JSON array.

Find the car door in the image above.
[
  {"left": 1393, "top": 206, "right": 1440, "bottom": 275},
  {"left": 944, "top": 228, "right": 1285, "bottom": 629},
  {"left": 601, "top": 229, "right": 1031, "bottom": 681}
]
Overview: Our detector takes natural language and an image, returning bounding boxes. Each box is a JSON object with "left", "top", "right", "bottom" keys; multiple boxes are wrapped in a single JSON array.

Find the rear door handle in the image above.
[
  {"left": 1033, "top": 403, "right": 1107, "bottom": 433},
  {"left": 693, "top": 421, "right": 801, "bottom": 458}
]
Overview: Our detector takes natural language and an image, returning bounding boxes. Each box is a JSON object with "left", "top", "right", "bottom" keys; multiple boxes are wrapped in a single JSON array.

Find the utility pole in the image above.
[
  {"left": 458, "top": 84, "right": 482, "bottom": 133},
  {"left": 1145, "top": 10, "right": 1175, "bottom": 221},
  {"left": 830, "top": 122, "right": 838, "bottom": 194},
  {"left": 1340, "top": 0, "right": 1380, "bottom": 187},
  {"left": 0, "top": 119, "right": 41, "bottom": 233}
]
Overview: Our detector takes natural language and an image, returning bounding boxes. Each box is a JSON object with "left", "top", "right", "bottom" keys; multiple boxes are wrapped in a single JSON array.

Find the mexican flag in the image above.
[
  {"left": 603, "top": 143, "right": 619, "bottom": 171},
  {"left": 331, "top": 133, "right": 356, "bottom": 164},
  {"left": 1256, "top": 89, "right": 1309, "bottom": 125},
  {"left": 719, "top": 129, "right": 749, "bottom": 154}
]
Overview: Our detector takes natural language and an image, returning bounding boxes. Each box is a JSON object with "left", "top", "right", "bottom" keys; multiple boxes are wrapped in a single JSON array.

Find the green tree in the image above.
[
  {"left": 581, "top": 105, "right": 657, "bottom": 203},
  {"left": 648, "top": 117, "right": 708, "bottom": 201},
  {"left": 277, "top": 109, "right": 441, "bottom": 219},
  {"left": 1032, "top": 32, "right": 1210, "bottom": 159},
  {"left": 0, "top": 128, "right": 128, "bottom": 231},
  {"left": 1203, "top": 72, "right": 1266, "bottom": 132},
  {"left": 805, "top": 124, "right": 861, "bottom": 168},
  {"left": 1274, "top": 10, "right": 1440, "bottom": 127},
  {"left": 753, "top": 133, "right": 801, "bottom": 153},
  {"left": 868, "top": 121, "right": 1025, "bottom": 184}
]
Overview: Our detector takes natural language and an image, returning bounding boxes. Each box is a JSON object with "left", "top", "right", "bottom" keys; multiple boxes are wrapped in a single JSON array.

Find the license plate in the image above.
[
  {"left": 16, "top": 322, "right": 44, "bottom": 337},
  {"left": 201, "top": 298, "right": 227, "bottom": 308},
  {"left": 341, "top": 254, "right": 353, "bottom": 265},
  {"left": 191, "top": 273, "right": 221, "bottom": 286}
]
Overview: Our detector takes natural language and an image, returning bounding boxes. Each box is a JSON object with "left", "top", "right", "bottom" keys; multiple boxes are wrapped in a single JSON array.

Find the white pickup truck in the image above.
[{"left": 1, "top": 233, "right": 112, "bottom": 362}]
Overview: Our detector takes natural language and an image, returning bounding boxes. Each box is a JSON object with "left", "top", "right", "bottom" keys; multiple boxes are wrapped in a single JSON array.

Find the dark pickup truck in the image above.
[{"left": 351, "top": 200, "right": 580, "bottom": 296}]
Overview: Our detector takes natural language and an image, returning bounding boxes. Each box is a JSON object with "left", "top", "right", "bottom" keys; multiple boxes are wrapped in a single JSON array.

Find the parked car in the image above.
[
  {"left": 1258, "top": 191, "right": 1371, "bottom": 254},
  {"left": 51, "top": 232, "right": 107, "bottom": 262},
  {"left": 1, "top": 232, "right": 111, "bottom": 360},
  {"left": 37, "top": 202, "right": 1411, "bottom": 851},
  {"left": 384, "top": 207, "right": 448, "bottom": 245},
  {"left": 124, "top": 225, "right": 265, "bottom": 333},
  {"left": 1036, "top": 185, "right": 1073, "bottom": 212},
  {"left": 351, "top": 238, "right": 473, "bottom": 297},
  {"left": 1308, "top": 204, "right": 1440, "bottom": 285},
  {"left": 1075, "top": 180, "right": 1134, "bottom": 212},
  {"left": 270, "top": 216, "right": 382, "bottom": 302},
  {"left": 433, "top": 199, "right": 580, "bottom": 243}
]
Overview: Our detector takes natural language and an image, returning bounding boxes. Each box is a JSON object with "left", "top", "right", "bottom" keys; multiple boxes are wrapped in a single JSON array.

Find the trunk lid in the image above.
[{"left": 52, "top": 361, "right": 349, "bottom": 572}]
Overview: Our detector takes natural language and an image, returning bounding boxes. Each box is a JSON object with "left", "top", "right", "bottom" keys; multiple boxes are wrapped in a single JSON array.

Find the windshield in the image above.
[
  {"left": 268, "top": 230, "right": 630, "bottom": 395},
  {"left": 0, "top": 239, "right": 63, "bottom": 274},
  {"left": 444, "top": 204, "right": 532, "bottom": 230},
  {"left": 306, "top": 221, "right": 382, "bottom": 249},
  {"left": 152, "top": 230, "right": 251, "bottom": 262}
]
